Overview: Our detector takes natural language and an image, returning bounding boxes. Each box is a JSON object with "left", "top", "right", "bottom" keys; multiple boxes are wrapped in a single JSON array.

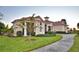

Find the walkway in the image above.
[{"left": 32, "top": 34, "right": 75, "bottom": 52}]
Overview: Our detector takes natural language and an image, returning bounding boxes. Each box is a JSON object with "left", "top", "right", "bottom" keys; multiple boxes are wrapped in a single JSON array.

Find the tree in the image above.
[
  {"left": 27, "top": 14, "right": 35, "bottom": 41},
  {"left": 61, "top": 19, "right": 67, "bottom": 25},
  {"left": 69, "top": 28, "right": 73, "bottom": 33},
  {"left": 0, "top": 12, "right": 3, "bottom": 20},
  {"left": 19, "top": 13, "right": 35, "bottom": 41},
  {"left": 73, "top": 28, "right": 76, "bottom": 32},
  {"left": 4, "top": 25, "right": 9, "bottom": 32},
  {"left": 77, "top": 23, "right": 79, "bottom": 35},
  {"left": 77, "top": 23, "right": 79, "bottom": 29},
  {"left": 7, "top": 26, "right": 14, "bottom": 37},
  {"left": 4, "top": 25, "right": 13, "bottom": 36},
  {"left": 0, "top": 22, "right": 5, "bottom": 35}
]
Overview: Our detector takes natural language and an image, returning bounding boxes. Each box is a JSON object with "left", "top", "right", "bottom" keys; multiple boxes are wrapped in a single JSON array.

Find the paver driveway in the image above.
[{"left": 32, "top": 34, "right": 75, "bottom": 52}]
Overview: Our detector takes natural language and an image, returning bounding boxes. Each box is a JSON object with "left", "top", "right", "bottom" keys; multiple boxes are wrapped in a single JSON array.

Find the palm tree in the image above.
[
  {"left": 27, "top": 13, "right": 35, "bottom": 41},
  {"left": 0, "top": 22, "right": 5, "bottom": 35},
  {"left": 19, "top": 14, "right": 35, "bottom": 41},
  {"left": 0, "top": 12, "right": 3, "bottom": 20}
]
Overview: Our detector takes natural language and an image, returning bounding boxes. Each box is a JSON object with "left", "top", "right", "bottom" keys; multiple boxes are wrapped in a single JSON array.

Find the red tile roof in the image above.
[
  {"left": 52, "top": 21, "right": 66, "bottom": 26},
  {"left": 12, "top": 16, "right": 68, "bottom": 26},
  {"left": 45, "top": 20, "right": 53, "bottom": 24},
  {"left": 12, "top": 16, "right": 44, "bottom": 23},
  {"left": 35, "top": 16, "right": 44, "bottom": 22},
  {"left": 44, "top": 20, "right": 67, "bottom": 26}
]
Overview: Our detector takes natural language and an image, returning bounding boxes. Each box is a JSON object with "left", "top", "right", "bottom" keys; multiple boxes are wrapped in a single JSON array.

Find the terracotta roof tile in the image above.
[
  {"left": 12, "top": 16, "right": 44, "bottom": 23},
  {"left": 45, "top": 20, "right": 53, "bottom": 24},
  {"left": 35, "top": 16, "right": 44, "bottom": 22},
  {"left": 52, "top": 21, "right": 65, "bottom": 26},
  {"left": 12, "top": 16, "right": 67, "bottom": 26}
]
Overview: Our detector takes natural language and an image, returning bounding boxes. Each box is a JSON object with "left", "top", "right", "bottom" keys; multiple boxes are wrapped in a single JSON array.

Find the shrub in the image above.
[
  {"left": 27, "top": 32, "right": 35, "bottom": 36},
  {"left": 7, "top": 33, "right": 13, "bottom": 37},
  {"left": 36, "top": 34, "right": 48, "bottom": 37},
  {"left": 31, "top": 32, "right": 35, "bottom": 36},
  {"left": 47, "top": 31, "right": 53, "bottom": 34},
  {"left": 36, "top": 34, "right": 56, "bottom": 37},
  {"left": 56, "top": 31, "right": 66, "bottom": 34},
  {"left": 17, "top": 31, "right": 23, "bottom": 37},
  {"left": 77, "top": 32, "right": 79, "bottom": 35}
]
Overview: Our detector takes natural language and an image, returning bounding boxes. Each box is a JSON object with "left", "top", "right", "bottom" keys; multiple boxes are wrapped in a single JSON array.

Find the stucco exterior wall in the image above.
[
  {"left": 45, "top": 23, "right": 53, "bottom": 32},
  {"left": 13, "top": 22, "right": 23, "bottom": 36},
  {"left": 12, "top": 16, "right": 68, "bottom": 36},
  {"left": 53, "top": 25, "right": 66, "bottom": 32},
  {"left": 35, "top": 21, "right": 45, "bottom": 35}
]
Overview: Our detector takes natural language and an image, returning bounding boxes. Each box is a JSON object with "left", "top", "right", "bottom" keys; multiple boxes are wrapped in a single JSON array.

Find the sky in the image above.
[{"left": 0, "top": 6, "right": 79, "bottom": 29}]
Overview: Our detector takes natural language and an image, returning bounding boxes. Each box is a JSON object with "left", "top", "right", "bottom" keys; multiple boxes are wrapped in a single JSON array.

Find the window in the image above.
[
  {"left": 40, "top": 22, "right": 42, "bottom": 25},
  {"left": 40, "top": 22, "right": 42, "bottom": 32},
  {"left": 40, "top": 26, "right": 42, "bottom": 32},
  {"left": 48, "top": 26, "right": 51, "bottom": 31}
]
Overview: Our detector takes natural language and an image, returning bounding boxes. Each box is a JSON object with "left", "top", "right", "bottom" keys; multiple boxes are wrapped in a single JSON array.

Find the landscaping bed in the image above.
[{"left": 0, "top": 35, "right": 61, "bottom": 52}]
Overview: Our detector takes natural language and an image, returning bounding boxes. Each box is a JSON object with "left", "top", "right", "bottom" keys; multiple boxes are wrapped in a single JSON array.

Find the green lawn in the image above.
[
  {"left": 0, "top": 35, "right": 61, "bottom": 52},
  {"left": 69, "top": 35, "right": 79, "bottom": 52}
]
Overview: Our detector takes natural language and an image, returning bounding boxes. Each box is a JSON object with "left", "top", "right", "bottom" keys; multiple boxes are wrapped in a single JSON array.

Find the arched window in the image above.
[{"left": 40, "top": 22, "right": 42, "bottom": 25}]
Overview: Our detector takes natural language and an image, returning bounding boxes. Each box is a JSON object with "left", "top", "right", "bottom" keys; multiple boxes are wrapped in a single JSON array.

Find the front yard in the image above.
[
  {"left": 0, "top": 35, "right": 61, "bottom": 52},
  {"left": 69, "top": 35, "right": 79, "bottom": 52}
]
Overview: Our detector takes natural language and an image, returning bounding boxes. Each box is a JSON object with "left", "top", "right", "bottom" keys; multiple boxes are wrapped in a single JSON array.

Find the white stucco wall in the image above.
[
  {"left": 35, "top": 21, "right": 45, "bottom": 35},
  {"left": 13, "top": 22, "right": 23, "bottom": 36}
]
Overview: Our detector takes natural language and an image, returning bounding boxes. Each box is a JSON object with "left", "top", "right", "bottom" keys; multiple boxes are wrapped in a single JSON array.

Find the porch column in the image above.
[
  {"left": 13, "top": 29, "right": 17, "bottom": 36},
  {"left": 24, "top": 22, "right": 27, "bottom": 36}
]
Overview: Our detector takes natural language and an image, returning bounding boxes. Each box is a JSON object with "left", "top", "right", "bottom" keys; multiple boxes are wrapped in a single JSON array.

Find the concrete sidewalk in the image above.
[{"left": 32, "top": 34, "right": 75, "bottom": 52}]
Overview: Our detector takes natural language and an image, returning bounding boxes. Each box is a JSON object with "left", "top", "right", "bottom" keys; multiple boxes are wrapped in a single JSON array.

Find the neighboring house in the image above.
[{"left": 12, "top": 15, "right": 68, "bottom": 36}]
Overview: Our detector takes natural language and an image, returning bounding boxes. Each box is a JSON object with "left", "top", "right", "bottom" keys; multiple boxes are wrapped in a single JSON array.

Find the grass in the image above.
[
  {"left": 69, "top": 35, "right": 79, "bottom": 52},
  {"left": 0, "top": 35, "right": 61, "bottom": 52}
]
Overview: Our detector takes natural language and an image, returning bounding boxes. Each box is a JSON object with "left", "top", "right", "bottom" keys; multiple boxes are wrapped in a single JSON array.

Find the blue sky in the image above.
[{"left": 0, "top": 6, "right": 79, "bottom": 29}]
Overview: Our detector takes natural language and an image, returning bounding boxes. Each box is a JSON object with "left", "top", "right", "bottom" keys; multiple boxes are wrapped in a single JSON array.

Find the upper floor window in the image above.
[
  {"left": 40, "top": 22, "right": 42, "bottom": 32},
  {"left": 40, "top": 22, "right": 42, "bottom": 25},
  {"left": 40, "top": 26, "right": 42, "bottom": 32}
]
